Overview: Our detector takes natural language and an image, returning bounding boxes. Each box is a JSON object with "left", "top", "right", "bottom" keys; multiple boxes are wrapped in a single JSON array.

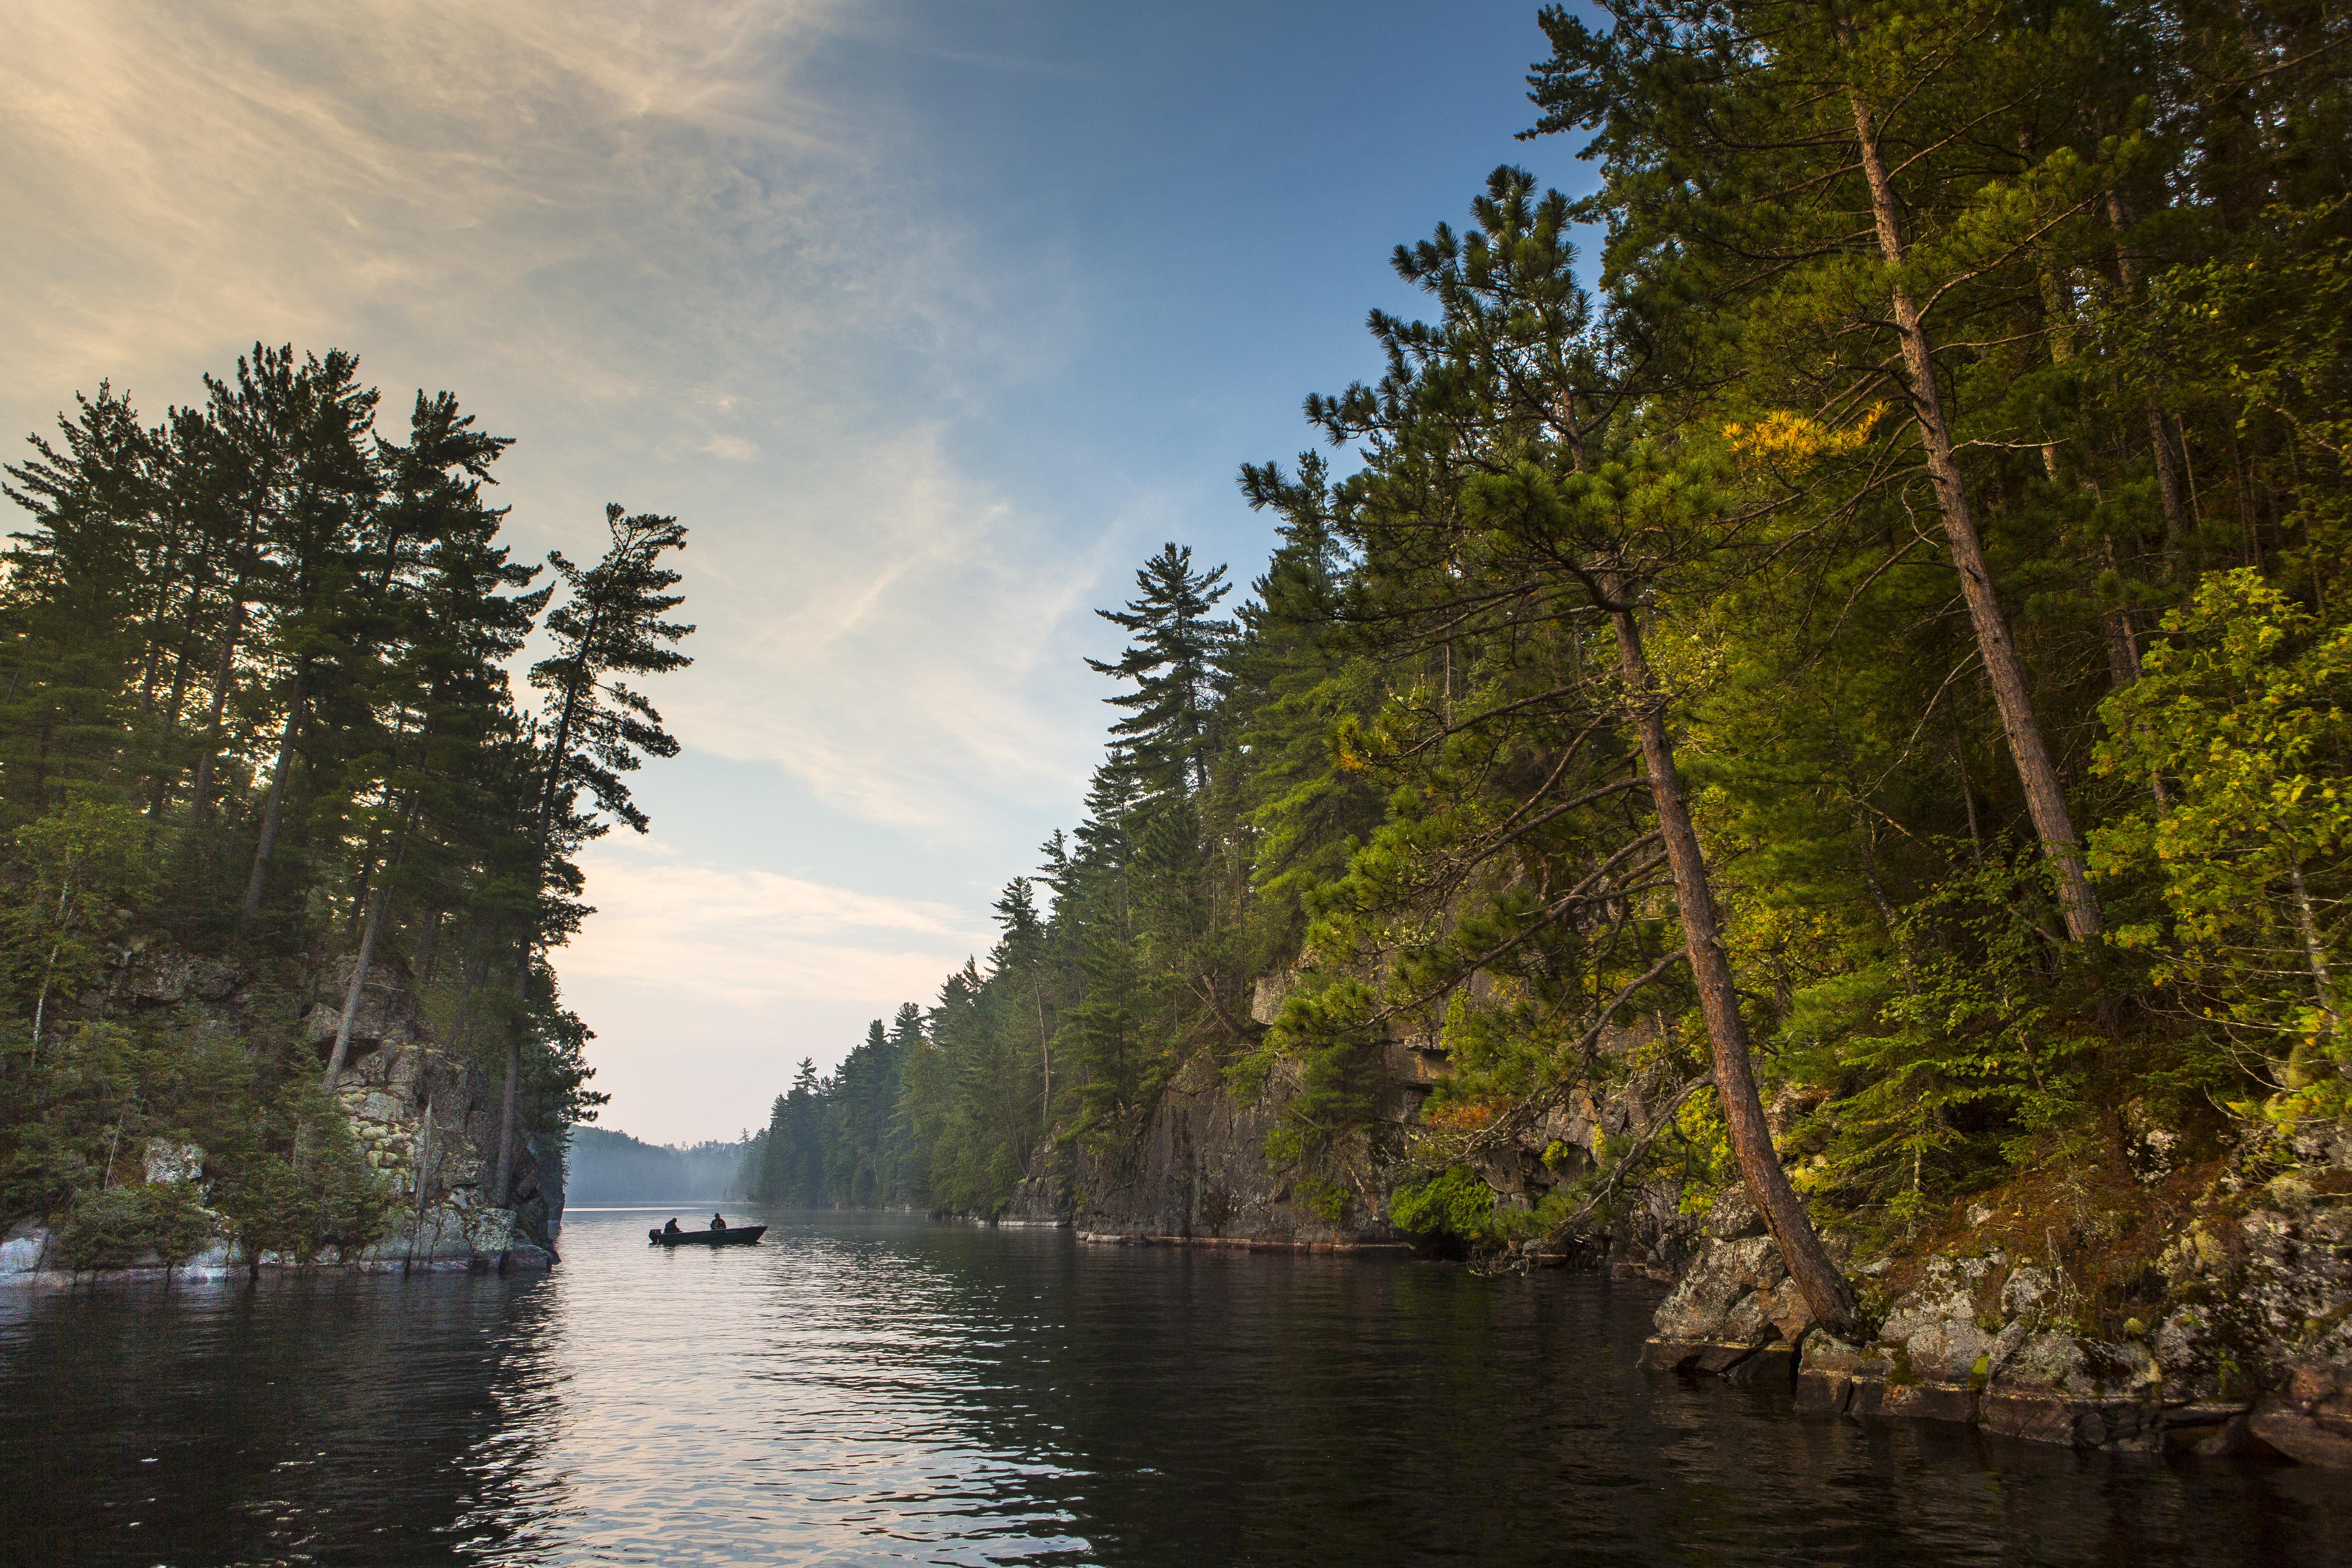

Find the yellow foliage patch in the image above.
[
  {"left": 1423, "top": 1100, "right": 1499, "bottom": 1132},
  {"left": 1721, "top": 406, "right": 1882, "bottom": 470}
]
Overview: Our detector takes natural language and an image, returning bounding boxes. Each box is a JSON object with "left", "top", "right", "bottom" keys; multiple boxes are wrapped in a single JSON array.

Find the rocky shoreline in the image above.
[
  {"left": 1637, "top": 1127, "right": 2352, "bottom": 1468},
  {"left": 0, "top": 1129, "right": 558, "bottom": 1289},
  {"left": 992, "top": 982, "right": 2352, "bottom": 1470}
]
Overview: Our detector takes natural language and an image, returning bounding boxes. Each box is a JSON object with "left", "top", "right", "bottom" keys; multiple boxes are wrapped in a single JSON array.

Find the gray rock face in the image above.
[
  {"left": 144, "top": 1139, "right": 204, "bottom": 1186},
  {"left": 2247, "top": 1327, "right": 2352, "bottom": 1466},
  {"left": 1058, "top": 1054, "right": 1407, "bottom": 1247},
  {"left": 1002, "top": 1145, "right": 1076, "bottom": 1226},
  {"left": 1, "top": 1219, "right": 51, "bottom": 1278},
  {"left": 1879, "top": 1254, "right": 2003, "bottom": 1384},
  {"left": 6, "top": 938, "right": 564, "bottom": 1284},
  {"left": 1652, "top": 1233, "right": 1815, "bottom": 1347}
]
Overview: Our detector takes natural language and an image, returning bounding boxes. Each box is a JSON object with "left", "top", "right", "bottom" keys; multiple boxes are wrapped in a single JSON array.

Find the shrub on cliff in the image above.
[
  {"left": 210, "top": 1086, "right": 402, "bottom": 1263},
  {"left": 53, "top": 1181, "right": 215, "bottom": 1271},
  {"left": 1391, "top": 1165, "right": 1504, "bottom": 1244}
]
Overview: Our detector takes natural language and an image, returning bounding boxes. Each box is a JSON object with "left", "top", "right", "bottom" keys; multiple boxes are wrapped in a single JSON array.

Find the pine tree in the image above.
[
  {"left": 1526, "top": 1, "right": 2111, "bottom": 940},
  {"left": 1087, "top": 543, "right": 1234, "bottom": 795},
  {"left": 494, "top": 505, "right": 694, "bottom": 1204}
]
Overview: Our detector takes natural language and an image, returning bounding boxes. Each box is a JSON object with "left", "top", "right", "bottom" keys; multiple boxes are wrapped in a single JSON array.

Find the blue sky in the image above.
[{"left": 0, "top": 1, "right": 1599, "bottom": 1142}]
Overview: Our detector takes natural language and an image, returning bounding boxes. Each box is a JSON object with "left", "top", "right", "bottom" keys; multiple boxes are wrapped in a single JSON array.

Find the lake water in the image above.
[{"left": 3, "top": 1207, "right": 2346, "bottom": 1567}]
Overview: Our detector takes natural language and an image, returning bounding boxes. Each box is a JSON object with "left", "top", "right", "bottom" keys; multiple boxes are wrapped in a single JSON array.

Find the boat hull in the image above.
[{"left": 648, "top": 1224, "right": 767, "bottom": 1247}]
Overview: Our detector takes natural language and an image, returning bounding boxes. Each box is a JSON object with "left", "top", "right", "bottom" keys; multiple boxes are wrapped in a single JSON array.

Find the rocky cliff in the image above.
[
  {"left": 1, "top": 939, "right": 561, "bottom": 1285},
  {"left": 1003, "top": 973, "right": 1694, "bottom": 1263},
  {"left": 1006, "top": 1051, "right": 1409, "bottom": 1250}
]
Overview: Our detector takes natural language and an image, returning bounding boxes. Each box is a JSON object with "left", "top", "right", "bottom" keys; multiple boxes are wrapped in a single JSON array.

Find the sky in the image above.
[{"left": 0, "top": 1, "right": 1599, "bottom": 1144}]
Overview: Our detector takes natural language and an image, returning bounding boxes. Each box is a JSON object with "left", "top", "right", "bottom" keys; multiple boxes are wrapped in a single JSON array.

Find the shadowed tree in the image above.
[{"left": 494, "top": 504, "right": 693, "bottom": 1206}]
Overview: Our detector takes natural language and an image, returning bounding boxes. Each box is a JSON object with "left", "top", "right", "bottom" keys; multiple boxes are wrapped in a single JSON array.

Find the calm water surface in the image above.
[{"left": 2, "top": 1207, "right": 2345, "bottom": 1566}]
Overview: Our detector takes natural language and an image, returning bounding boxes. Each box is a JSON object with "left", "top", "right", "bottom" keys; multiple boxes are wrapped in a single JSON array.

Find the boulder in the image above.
[
  {"left": 1793, "top": 1333, "right": 1887, "bottom": 1415},
  {"left": 1877, "top": 1254, "right": 2002, "bottom": 1384},
  {"left": 1882, "top": 1382, "right": 1978, "bottom": 1424},
  {"left": 1653, "top": 1233, "right": 1814, "bottom": 1346},
  {"left": 1726, "top": 1344, "right": 1797, "bottom": 1389},
  {"left": 1640, "top": 1338, "right": 1757, "bottom": 1374},
  {"left": 2249, "top": 1396, "right": 2352, "bottom": 1468},
  {"left": 2244, "top": 1329, "right": 2352, "bottom": 1469},
  {"left": 1979, "top": 1391, "right": 2157, "bottom": 1448}
]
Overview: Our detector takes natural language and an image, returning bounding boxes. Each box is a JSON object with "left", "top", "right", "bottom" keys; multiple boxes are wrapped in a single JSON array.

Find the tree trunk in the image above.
[
  {"left": 494, "top": 946, "right": 530, "bottom": 1206},
  {"left": 1609, "top": 598, "right": 1857, "bottom": 1330},
  {"left": 1851, "top": 95, "right": 2100, "bottom": 940},
  {"left": 146, "top": 640, "right": 197, "bottom": 820},
  {"left": 240, "top": 662, "right": 307, "bottom": 915},
  {"left": 1032, "top": 969, "right": 1052, "bottom": 1136},
  {"left": 322, "top": 882, "right": 392, "bottom": 1091},
  {"left": 405, "top": 1089, "right": 436, "bottom": 1271},
  {"left": 2104, "top": 192, "right": 2197, "bottom": 572},
  {"left": 415, "top": 908, "right": 444, "bottom": 982},
  {"left": 188, "top": 568, "right": 252, "bottom": 823},
  {"left": 29, "top": 884, "right": 71, "bottom": 1060},
  {"left": 2286, "top": 862, "right": 2341, "bottom": 1091}
]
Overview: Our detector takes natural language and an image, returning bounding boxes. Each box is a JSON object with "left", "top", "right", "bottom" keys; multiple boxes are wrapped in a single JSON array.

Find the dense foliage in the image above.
[
  {"left": 0, "top": 346, "right": 691, "bottom": 1261},
  {"left": 749, "top": 0, "right": 2347, "bottom": 1282}
]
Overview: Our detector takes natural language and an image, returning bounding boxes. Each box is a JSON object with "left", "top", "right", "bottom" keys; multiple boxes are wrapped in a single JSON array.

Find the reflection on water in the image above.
[{"left": 3, "top": 1207, "right": 2347, "bottom": 1566}]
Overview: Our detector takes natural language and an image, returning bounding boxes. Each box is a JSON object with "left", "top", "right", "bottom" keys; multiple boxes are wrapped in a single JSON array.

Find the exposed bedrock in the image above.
[
  {"left": 1644, "top": 1125, "right": 2352, "bottom": 1467},
  {"left": 999, "top": 963, "right": 2348, "bottom": 1471},
  {"left": 1005, "top": 1053, "right": 1411, "bottom": 1250}
]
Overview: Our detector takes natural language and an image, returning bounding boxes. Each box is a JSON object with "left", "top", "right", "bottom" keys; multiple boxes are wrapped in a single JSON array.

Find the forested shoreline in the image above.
[
  {"left": 745, "top": 0, "right": 2347, "bottom": 1338},
  {"left": 568, "top": 1126, "right": 750, "bottom": 1206},
  {"left": 0, "top": 346, "right": 691, "bottom": 1269}
]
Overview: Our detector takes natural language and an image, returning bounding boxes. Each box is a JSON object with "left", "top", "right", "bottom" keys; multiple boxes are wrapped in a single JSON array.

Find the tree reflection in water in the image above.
[{"left": 0, "top": 1269, "right": 561, "bottom": 1565}]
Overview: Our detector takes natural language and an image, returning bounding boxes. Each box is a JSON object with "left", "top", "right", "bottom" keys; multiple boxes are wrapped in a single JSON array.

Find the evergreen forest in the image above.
[
  {"left": 743, "top": 0, "right": 2350, "bottom": 1320},
  {"left": 0, "top": 345, "right": 692, "bottom": 1267}
]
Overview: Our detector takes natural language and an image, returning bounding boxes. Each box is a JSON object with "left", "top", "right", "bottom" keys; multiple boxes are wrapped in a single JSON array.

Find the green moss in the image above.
[{"left": 1296, "top": 1178, "right": 1351, "bottom": 1225}]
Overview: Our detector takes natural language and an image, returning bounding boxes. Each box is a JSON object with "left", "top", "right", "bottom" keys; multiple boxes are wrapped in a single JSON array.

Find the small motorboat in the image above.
[{"left": 648, "top": 1223, "right": 767, "bottom": 1247}]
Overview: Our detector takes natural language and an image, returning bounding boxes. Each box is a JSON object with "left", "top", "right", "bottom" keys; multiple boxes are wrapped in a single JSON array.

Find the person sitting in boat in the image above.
[
  {"left": 663, "top": 1218, "right": 680, "bottom": 1235},
  {"left": 711, "top": 1212, "right": 727, "bottom": 1231}
]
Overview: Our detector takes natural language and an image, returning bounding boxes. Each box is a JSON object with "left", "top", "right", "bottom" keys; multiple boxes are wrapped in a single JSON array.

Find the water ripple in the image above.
[{"left": 4, "top": 1208, "right": 2348, "bottom": 1565}]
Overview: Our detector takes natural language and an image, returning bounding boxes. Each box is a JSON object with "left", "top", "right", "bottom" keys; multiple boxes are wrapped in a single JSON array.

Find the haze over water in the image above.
[{"left": 4, "top": 1211, "right": 2346, "bottom": 1566}]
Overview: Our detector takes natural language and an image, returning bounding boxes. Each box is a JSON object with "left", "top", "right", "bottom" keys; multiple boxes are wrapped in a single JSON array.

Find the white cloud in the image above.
[
  {"left": 565, "top": 839, "right": 985, "bottom": 1010},
  {"left": 669, "top": 421, "right": 1116, "bottom": 830},
  {"left": 0, "top": 2, "right": 843, "bottom": 388},
  {"left": 699, "top": 434, "right": 760, "bottom": 462}
]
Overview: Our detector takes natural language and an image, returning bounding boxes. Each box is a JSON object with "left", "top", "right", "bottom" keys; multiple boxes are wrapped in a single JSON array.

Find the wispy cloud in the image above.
[
  {"left": 566, "top": 839, "right": 987, "bottom": 1011},
  {"left": 2, "top": 3, "right": 841, "bottom": 384},
  {"left": 0, "top": 0, "right": 1115, "bottom": 835}
]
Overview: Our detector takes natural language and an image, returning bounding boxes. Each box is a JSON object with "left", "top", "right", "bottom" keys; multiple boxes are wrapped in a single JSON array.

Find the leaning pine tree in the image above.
[
  {"left": 1301, "top": 168, "right": 1858, "bottom": 1328},
  {"left": 493, "top": 504, "right": 694, "bottom": 1207}
]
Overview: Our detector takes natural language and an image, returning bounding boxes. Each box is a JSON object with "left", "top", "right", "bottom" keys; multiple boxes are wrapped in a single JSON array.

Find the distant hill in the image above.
[{"left": 567, "top": 1127, "right": 753, "bottom": 1206}]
